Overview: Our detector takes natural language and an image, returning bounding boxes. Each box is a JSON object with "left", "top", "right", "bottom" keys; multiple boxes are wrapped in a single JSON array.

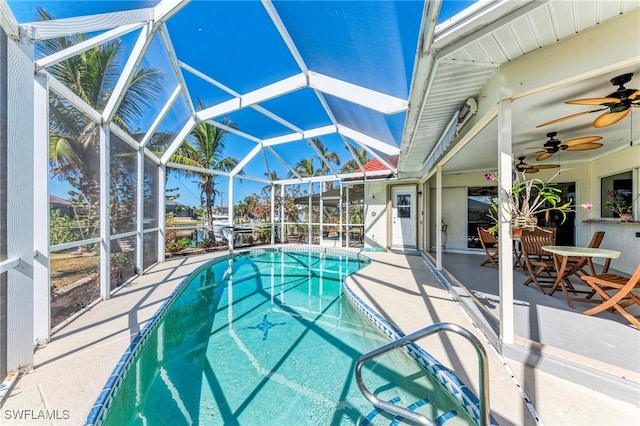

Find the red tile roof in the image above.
[{"left": 355, "top": 155, "right": 398, "bottom": 173}]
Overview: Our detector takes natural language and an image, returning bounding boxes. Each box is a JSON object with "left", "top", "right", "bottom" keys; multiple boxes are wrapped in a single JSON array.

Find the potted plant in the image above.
[
  {"left": 485, "top": 170, "right": 574, "bottom": 235},
  {"left": 604, "top": 189, "right": 635, "bottom": 221}
]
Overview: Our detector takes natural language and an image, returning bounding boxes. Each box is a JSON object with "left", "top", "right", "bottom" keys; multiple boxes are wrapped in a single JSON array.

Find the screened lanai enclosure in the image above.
[
  {"left": 3, "top": 0, "right": 640, "bottom": 410},
  {"left": 0, "top": 0, "right": 443, "bottom": 379}
]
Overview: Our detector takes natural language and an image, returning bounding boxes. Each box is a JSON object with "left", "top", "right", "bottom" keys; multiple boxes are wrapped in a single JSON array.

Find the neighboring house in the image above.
[
  {"left": 165, "top": 200, "right": 194, "bottom": 218},
  {"left": 50, "top": 195, "right": 73, "bottom": 218}
]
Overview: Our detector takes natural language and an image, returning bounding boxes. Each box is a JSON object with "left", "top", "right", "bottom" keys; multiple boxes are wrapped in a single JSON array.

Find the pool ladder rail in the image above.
[{"left": 354, "top": 322, "right": 490, "bottom": 426}]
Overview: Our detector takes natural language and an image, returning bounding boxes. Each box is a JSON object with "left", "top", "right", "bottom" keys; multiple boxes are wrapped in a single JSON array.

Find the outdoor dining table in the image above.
[{"left": 542, "top": 245, "right": 621, "bottom": 308}]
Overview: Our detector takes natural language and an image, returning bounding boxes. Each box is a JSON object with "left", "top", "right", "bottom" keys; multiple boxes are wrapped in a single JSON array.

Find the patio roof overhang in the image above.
[{"left": 401, "top": 0, "right": 640, "bottom": 179}]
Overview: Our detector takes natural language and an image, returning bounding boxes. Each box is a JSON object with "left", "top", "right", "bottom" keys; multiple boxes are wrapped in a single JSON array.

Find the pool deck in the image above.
[{"left": 1, "top": 247, "right": 639, "bottom": 425}]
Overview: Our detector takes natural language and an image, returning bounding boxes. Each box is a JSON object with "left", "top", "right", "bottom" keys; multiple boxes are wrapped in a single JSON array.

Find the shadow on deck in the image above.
[{"left": 426, "top": 250, "right": 639, "bottom": 406}]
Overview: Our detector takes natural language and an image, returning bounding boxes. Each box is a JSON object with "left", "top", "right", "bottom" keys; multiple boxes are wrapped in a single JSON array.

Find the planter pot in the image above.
[
  {"left": 511, "top": 216, "right": 537, "bottom": 232},
  {"left": 619, "top": 212, "right": 633, "bottom": 222}
]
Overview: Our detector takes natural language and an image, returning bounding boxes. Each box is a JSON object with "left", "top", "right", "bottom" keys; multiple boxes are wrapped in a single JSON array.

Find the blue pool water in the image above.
[{"left": 94, "top": 249, "right": 474, "bottom": 425}]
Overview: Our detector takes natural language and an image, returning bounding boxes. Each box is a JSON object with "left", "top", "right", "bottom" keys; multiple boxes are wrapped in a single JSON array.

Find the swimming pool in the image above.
[{"left": 87, "top": 248, "right": 477, "bottom": 425}]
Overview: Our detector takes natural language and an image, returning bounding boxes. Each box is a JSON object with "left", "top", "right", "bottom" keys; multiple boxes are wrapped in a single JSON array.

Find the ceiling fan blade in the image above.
[
  {"left": 565, "top": 97, "right": 621, "bottom": 105},
  {"left": 593, "top": 109, "right": 630, "bottom": 127},
  {"left": 536, "top": 152, "right": 554, "bottom": 161},
  {"left": 562, "top": 135, "right": 603, "bottom": 147},
  {"left": 630, "top": 90, "right": 640, "bottom": 100},
  {"left": 564, "top": 142, "right": 603, "bottom": 151},
  {"left": 536, "top": 108, "right": 606, "bottom": 128},
  {"left": 533, "top": 164, "right": 561, "bottom": 169},
  {"left": 523, "top": 168, "right": 539, "bottom": 174}
]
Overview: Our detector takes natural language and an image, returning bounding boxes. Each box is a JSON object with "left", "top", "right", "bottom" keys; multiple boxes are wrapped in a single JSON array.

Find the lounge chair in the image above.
[
  {"left": 580, "top": 264, "right": 640, "bottom": 329},
  {"left": 477, "top": 227, "right": 499, "bottom": 268}
]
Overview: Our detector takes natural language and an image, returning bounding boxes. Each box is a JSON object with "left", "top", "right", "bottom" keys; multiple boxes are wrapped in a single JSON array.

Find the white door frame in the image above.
[{"left": 390, "top": 185, "right": 417, "bottom": 250}]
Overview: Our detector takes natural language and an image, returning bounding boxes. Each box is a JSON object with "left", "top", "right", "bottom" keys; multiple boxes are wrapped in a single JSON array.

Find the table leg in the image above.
[
  {"left": 548, "top": 254, "right": 576, "bottom": 308},
  {"left": 513, "top": 240, "right": 524, "bottom": 270}
]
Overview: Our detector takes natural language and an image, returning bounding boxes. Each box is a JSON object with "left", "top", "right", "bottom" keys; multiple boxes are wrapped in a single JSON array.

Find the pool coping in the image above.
[
  {"left": 344, "top": 279, "right": 497, "bottom": 426},
  {"left": 85, "top": 247, "right": 491, "bottom": 425}
]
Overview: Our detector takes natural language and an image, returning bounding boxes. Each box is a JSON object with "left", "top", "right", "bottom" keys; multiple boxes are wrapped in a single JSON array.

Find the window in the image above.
[
  {"left": 467, "top": 187, "right": 497, "bottom": 249},
  {"left": 601, "top": 171, "right": 632, "bottom": 218},
  {"left": 396, "top": 193, "right": 411, "bottom": 218}
]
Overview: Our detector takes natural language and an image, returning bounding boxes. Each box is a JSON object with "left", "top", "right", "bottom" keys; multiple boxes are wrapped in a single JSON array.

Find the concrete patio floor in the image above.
[{"left": 1, "top": 247, "right": 638, "bottom": 425}]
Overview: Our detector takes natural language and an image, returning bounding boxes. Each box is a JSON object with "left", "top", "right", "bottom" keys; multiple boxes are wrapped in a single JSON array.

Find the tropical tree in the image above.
[
  {"left": 43, "top": 7, "right": 164, "bottom": 239},
  {"left": 289, "top": 157, "right": 315, "bottom": 179},
  {"left": 169, "top": 100, "right": 240, "bottom": 240},
  {"left": 233, "top": 199, "right": 251, "bottom": 223},
  {"left": 263, "top": 171, "right": 280, "bottom": 194},
  {"left": 311, "top": 137, "right": 340, "bottom": 172},
  {"left": 340, "top": 145, "right": 369, "bottom": 174},
  {"left": 310, "top": 138, "right": 340, "bottom": 191}
]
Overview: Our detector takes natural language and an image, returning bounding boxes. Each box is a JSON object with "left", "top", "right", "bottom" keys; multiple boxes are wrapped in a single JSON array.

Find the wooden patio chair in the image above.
[
  {"left": 519, "top": 231, "right": 559, "bottom": 294},
  {"left": 565, "top": 231, "right": 606, "bottom": 279},
  {"left": 580, "top": 264, "right": 640, "bottom": 330},
  {"left": 477, "top": 227, "right": 499, "bottom": 268},
  {"left": 514, "top": 227, "right": 557, "bottom": 270}
]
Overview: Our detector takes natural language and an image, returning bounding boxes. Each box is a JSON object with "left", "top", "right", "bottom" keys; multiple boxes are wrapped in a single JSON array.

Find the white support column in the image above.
[
  {"left": 424, "top": 181, "right": 430, "bottom": 252},
  {"left": 280, "top": 184, "right": 285, "bottom": 243},
  {"left": 228, "top": 177, "right": 234, "bottom": 226},
  {"left": 498, "top": 98, "right": 515, "bottom": 345},
  {"left": 308, "top": 183, "right": 312, "bottom": 245},
  {"left": 339, "top": 184, "right": 343, "bottom": 247},
  {"left": 320, "top": 195, "right": 324, "bottom": 246},
  {"left": 345, "top": 186, "right": 350, "bottom": 247},
  {"left": 270, "top": 185, "right": 275, "bottom": 245},
  {"left": 100, "top": 124, "right": 111, "bottom": 299},
  {"left": 136, "top": 148, "right": 144, "bottom": 274},
  {"left": 158, "top": 164, "right": 166, "bottom": 263},
  {"left": 228, "top": 177, "right": 234, "bottom": 251},
  {"left": 436, "top": 166, "right": 443, "bottom": 270},
  {"left": 5, "top": 32, "right": 36, "bottom": 370},
  {"left": 6, "top": 36, "right": 35, "bottom": 370},
  {"left": 33, "top": 71, "right": 50, "bottom": 344}
]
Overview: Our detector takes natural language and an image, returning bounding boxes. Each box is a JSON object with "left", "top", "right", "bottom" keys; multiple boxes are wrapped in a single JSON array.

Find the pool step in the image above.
[{"left": 360, "top": 396, "right": 462, "bottom": 426}]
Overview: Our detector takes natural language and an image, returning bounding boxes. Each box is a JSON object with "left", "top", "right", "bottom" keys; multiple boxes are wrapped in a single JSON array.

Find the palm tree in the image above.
[
  {"left": 311, "top": 138, "right": 340, "bottom": 175},
  {"left": 310, "top": 138, "right": 340, "bottom": 191},
  {"left": 169, "top": 100, "right": 240, "bottom": 239},
  {"left": 289, "top": 158, "right": 315, "bottom": 178},
  {"left": 43, "top": 7, "right": 164, "bottom": 238},
  {"left": 263, "top": 171, "right": 280, "bottom": 194},
  {"left": 340, "top": 145, "right": 369, "bottom": 174}
]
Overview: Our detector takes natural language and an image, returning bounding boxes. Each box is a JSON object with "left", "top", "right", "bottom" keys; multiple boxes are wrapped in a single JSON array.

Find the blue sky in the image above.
[{"left": 9, "top": 0, "right": 476, "bottom": 209}]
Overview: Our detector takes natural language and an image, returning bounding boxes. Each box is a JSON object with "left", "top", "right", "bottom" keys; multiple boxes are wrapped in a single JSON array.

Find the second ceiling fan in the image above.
[
  {"left": 527, "top": 132, "right": 603, "bottom": 161},
  {"left": 514, "top": 156, "right": 560, "bottom": 174}
]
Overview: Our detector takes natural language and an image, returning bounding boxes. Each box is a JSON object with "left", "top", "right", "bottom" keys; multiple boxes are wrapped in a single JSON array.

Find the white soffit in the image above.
[{"left": 400, "top": 0, "right": 640, "bottom": 176}]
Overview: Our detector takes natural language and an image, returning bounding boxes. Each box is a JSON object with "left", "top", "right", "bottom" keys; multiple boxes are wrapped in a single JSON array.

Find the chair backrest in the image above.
[
  {"left": 521, "top": 227, "right": 557, "bottom": 244},
  {"left": 569, "top": 231, "right": 606, "bottom": 271},
  {"left": 588, "top": 231, "right": 605, "bottom": 249},
  {"left": 520, "top": 232, "right": 555, "bottom": 258},
  {"left": 477, "top": 227, "right": 497, "bottom": 247}
]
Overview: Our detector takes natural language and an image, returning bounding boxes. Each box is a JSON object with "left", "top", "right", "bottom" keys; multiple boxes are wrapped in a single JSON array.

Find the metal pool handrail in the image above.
[{"left": 354, "top": 322, "right": 490, "bottom": 426}]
